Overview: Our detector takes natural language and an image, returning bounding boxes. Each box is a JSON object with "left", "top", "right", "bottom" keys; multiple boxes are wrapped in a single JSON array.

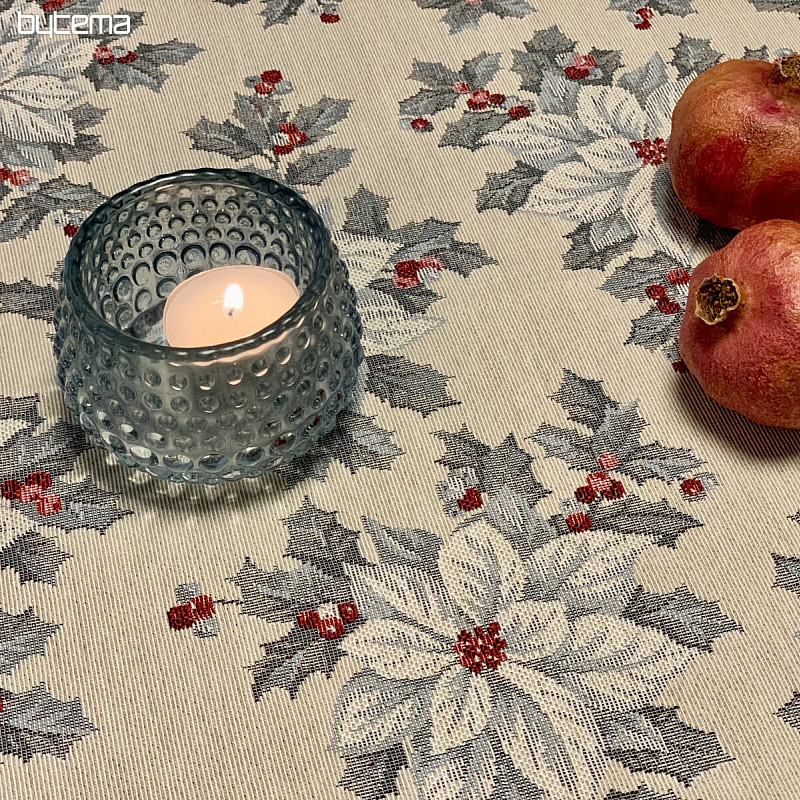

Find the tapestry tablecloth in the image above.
[{"left": 1, "top": 0, "right": 799, "bottom": 798}]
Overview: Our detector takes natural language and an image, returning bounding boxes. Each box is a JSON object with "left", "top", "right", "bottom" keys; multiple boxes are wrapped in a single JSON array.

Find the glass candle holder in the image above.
[{"left": 53, "top": 168, "right": 363, "bottom": 484}]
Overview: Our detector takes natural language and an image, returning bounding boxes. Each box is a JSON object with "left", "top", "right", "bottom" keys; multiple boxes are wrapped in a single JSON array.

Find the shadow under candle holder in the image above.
[{"left": 53, "top": 168, "right": 363, "bottom": 484}]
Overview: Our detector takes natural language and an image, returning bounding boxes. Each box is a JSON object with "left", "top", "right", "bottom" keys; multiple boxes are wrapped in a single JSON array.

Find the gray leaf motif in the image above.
[
  {"left": 590, "top": 496, "right": 702, "bottom": 548},
  {"left": 48, "top": 104, "right": 110, "bottom": 166},
  {"left": 387, "top": 218, "right": 459, "bottom": 263},
  {"left": 12, "top": 477, "right": 131, "bottom": 535},
  {"left": 283, "top": 497, "right": 366, "bottom": 575},
  {"left": 0, "top": 608, "right": 59, "bottom": 675},
  {"left": 605, "top": 788, "right": 684, "bottom": 800},
  {"left": 532, "top": 424, "right": 597, "bottom": 471},
  {"left": 601, "top": 253, "right": 684, "bottom": 301},
  {"left": 439, "top": 111, "right": 511, "bottom": 151},
  {"left": 459, "top": 52, "right": 502, "bottom": 87},
  {"left": 483, "top": 485, "right": 560, "bottom": 560},
  {"left": 399, "top": 87, "right": 461, "bottom": 117},
  {"left": 0, "top": 684, "right": 96, "bottom": 762},
  {"left": 550, "top": 369, "right": 618, "bottom": 431},
  {"left": 744, "top": 45, "right": 770, "bottom": 60},
  {"left": 364, "top": 354, "right": 459, "bottom": 417},
  {"left": 777, "top": 693, "right": 800, "bottom": 731},
  {"left": 0, "top": 177, "right": 106, "bottom": 241},
  {"left": 609, "top": 0, "right": 695, "bottom": 15},
  {"left": 512, "top": 26, "right": 577, "bottom": 93},
  {"left": 626, "top": 306, "right": 682, "bottom": 352},
  {"left": 368, "top": 278, "right": 440, "bottom": 316},
  {"left": 671, "top": 34, "right": 722, "bottom": 79},
  {"left": 251, "top": 626, "right": 342, "bottom": 700},
  {"left": 438, "top": 1, "right": 484, "bottom": 34},
  {"left": 621, "top": 441, "right": 704, "bottom": 484},
  {"left": 617, "top": 54, "right": 671, "bottom": 109},
  {"left": 773, "top": 552, "right": 800, "bottom": 595},
  {"left": 261, "top": 0, "right": 305, "bottom": 27},
  {"left": 0, "top": 279, "right": 59, "bottom": 322},
  {"left": 183, "top": 118, "right": 264, "bottom": 162},
  {"left": 563, "top": 217, "right": 636, "bottom": 271},
  {"left": 340, "top": 742, "right": 408, "bottom": 800},
  {"left": 409, "top": 60, "right": 461, "bottom": 88},
  {"left": 0, "top": 421, "right": 90, "bottom": 481},
  {"left": 477, "top": 162, "right": 544, "bottom": 215},
  {"left": 436, "top": 427, "right": 549, "bottom": 505},
  {"left": 293, "top": 97, "right": 352, "bottom": 143},
  {"left": 623, "top": 585, "right": 741, "bottom": 651},
  {"left": 607, "top": 705, "right": 732, "bottom": 786},
  {"left": 435, "top": 238, "right": 496, "bottom": 277},
  {"left": 284, "top": 147, "right": 355, "bottom": 186},
  {"left": 0, "top": 531, "right": 71, "bottom": 586},
  {"left": 0, "top": 395, "right": 44, "bottom": 431},
  {"left": 342, "top": 187, "right": 391, "bottom": 238},
  {"left": 362, "top": 518, "right": 441, "bottom": 569},
  {"left": 231, "top": 558, "right": 347, "bottom": 623},
  {"left": 591, "top": 402, "right": 647, "bottom": 463}
]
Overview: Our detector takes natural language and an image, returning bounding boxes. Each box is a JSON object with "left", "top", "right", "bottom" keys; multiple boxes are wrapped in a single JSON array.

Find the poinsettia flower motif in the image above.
[
  {"left": 0, "top": 2, "right": 94, "bottom": 172},
  {"left": 332, "top": 521, "right": 691, "bottom": 799},
  {"left": 484, "top": 59, "right": 698, "bottom": 259},
  {"left": 333, "top": 231, "right": 443, "bottom": 356}
]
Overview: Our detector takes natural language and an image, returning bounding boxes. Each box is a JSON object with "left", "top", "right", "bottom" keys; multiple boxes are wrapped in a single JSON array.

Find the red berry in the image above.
[
  {"left": 0, "top": 169, "right": 10, "bottom": 181},
  {"left": 410, "top": 117, "right": 431, "bottom": 131},
  {"left": 37, "top": 495, "right": 62, "bottom": 516},
  {"left": 168, "top": 603, "right": 196, "bottom": 631},
  {"left": 337, "top": 602, "right": 359, "bottom": 623},
  {"left": 1, "top": 479, "right": 21, "bottom": 500},
  {"left": 93, "top": 46, "right": 114, "bottom": 65},
  {"left": 646, "top": 284, "right": 667, "bottom": 299},
  {"left": 573, "top": 54, "right": 598, "bottom": 69},
  {"left": 261, "top": 69, "right": 283, "bottom": 84},
  {"left": 42, "top": 0, "right": 64, "bottom": 11},
  {"left": 636, "top": 6, "right": 654, "bottom": 18},
  {"left": 394, "top": 259, "right": 421, "bottom": 288},
  {"left": 457, "top": 486, "right": 484, "bottom": 512},
  {"left": 297, "top": 609, "right": 320, "bottom": 629},
  {"left": 672, "top": 360, "right": 689, "bottom": 373},
  {"left": 64, "top": 223, "right": 79, "bottom": 237},
  {"left": 634, "top": 19, "right": 651, "bottom": 29},
  {"left": 467, "top": 97, "right": 489, "bottom": 111},
  {"left": 453, "top": 82, "right": 472, "bottom": 94},
  {"left": 565, "top": 65, "right": 591, "bottom": 80},
  {"left": 598, "top": 453, "right": 620, "bottom": 470},
  {"left": 566, "top": 512, "right": 593, "bottom": 533},
  {"left": 509, "top": 105, "right": 531, "bottom": 120},
  {"left": 320, "top": 12, "right": 340, "bottom": 22},
  {"left": 119, "top": 51, "right": 137, "bottom": 63},
  {"left": 27, "top": 472, "right": 52, "bottom": 491},
  {"left": 191, "top": 594, "right": 215, "bottom": 620},
  {"left": 681, "top": 478, "right": 705, "bottom": 497},
  {"left": 657, "top": 299, "right": 682, "bottom": 314},
  {"left": 471, "top": 89, "right": 490, "bottom": 103},
  {"left": 9, "top": 170, "right": 31, "bottom": 187},
  {"left": 489, "top": 93, "right": 506, "bottom": 106},
  {"left": 586, "top": 471, "right": 612, "bottom": 492},
  {"left": 18, "top": 484, "right": 42, "bottom": 504},
  {"left": 318, "top": 616, "right": 345, "bottom": 639},
  {"left": 574, "top": 485, "right": 598, "bottom": 504},
  {"left": 255, "top": 82, "right": 274, "bottom": 95},
  {"left": 601, "top": 480, "right": 626, "bottom": 500},
  {"left": 667, "top": 268, "right": 691, "bottom": 285},
  {"left": 417, "top": 255, "right": 444, "bottom": 270},
  {"left": 272, "top": 143, "right": 294, "bottom": 156}
]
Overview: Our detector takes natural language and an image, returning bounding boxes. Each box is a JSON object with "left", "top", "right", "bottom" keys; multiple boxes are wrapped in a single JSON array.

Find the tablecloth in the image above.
[{"left": 2, "top": 0, "right": 800, "bottom": 797}]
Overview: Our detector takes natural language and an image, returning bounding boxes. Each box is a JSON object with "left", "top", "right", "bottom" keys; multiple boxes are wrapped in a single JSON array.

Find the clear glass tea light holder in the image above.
[{"left": 53, "top": 169, "right": 363, "bottom": 484}]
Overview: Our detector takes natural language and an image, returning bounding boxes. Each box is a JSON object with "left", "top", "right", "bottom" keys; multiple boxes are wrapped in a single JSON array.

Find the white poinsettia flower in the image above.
[
  {"left": 332, "top": 521, "right": 690, "bottom": 800},
  {"left": 334, "top": 230, "right": 444, "bottom": 356},
  {"left": 487, "top": 70, "right": 698, "bottom": 259},
  {"left": 0, "top": 2, "right": 94, "bottom": 172}
]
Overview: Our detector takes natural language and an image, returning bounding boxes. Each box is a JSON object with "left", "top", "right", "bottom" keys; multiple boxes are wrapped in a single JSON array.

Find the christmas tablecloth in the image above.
[{"left": 2, "top": 0, "right": 799, "bottom": 798}]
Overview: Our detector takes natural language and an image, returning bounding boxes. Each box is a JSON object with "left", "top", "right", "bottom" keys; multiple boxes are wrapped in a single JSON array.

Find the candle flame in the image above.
[{"left": 223, "top": 283, "right": 244, "bottom": 318}]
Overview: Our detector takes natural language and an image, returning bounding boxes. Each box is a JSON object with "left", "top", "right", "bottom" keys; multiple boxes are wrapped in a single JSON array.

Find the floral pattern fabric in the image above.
[{"left": 2, "top": 0, "right": 800, "bottom": 798}]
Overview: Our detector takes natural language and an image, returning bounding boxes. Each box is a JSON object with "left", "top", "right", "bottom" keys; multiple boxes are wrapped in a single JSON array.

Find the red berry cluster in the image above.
[
  {"left": 93, "top": 46, "right": 136, "bottom": 65},
  {"left": 0, "top": 168, "right": 31, "bottom": 187},
  {"left": 320, "top": 12, "right": 340, "bottom": 23},
  {"left": 633, "top": 6, "right": 654, "bottom": 29},
  {"left": 254, "top": 69, "right": 283, "bottom": 95},
  {"left": 508, "top": 105, "right": 531, "bottom": 120},
  {"left": 457, "top": 486, "right": 484, "bottom": 512},
  {"left": 645, "top": 284, "right": 681, "bottom": 314},
  {"left": 117, "top": 51, "right": 138, "bottom": 65},
  {"left": 574, "top": 470, "right": 626, "bottom": 505},
  {"left": 297, "top": 601, "right": 358, "bottom": 641},
  {"left": 42, "top": 0, "right": 65, "bottom": 11},
  {"left": 564, "top": 54, "right": 597, "bottom": 81},
  {"left": 466, "top": 89, "right": 506, "bottom": 111},
  {"left": 454, "top": 622, "right": 508, "bottom": 674},
  {"left": 680, "top": 477, "right": 705, "bottom": 498},
  {"left": 667, "top": 268, "right": 691, "bottom": 285},
  {"left": 411, "top": 117, "right": 431, "bottom": 132},
  {"left": 272, "top": 122, "right": 308, "bottom": 157},
  {"left": 565, "top": 511, "right": 593, "bottom": 533},
  {"left": 167, "top": 594, "right": 215, "bottom": 631},
  {"left": 672, "top": 360, "right": 688, "bottom": 373},
  {"left": 392, "top": 255, "right": 444, "bottom": 289},
  {"left": 629, "top": 137, "right": 668, "bottom": 166},
  {"left": 64, "top": 223, "right": 79, "bottom": 238},
  {"left": 453, "top": 81, "right": 472, "bottom": 94},
  {"left": 1, "top": 472, "right": 62, "bottom": 516}
]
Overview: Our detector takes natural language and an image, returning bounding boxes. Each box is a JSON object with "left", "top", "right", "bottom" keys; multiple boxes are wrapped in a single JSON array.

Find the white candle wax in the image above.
[{"left": 162, "top": 266, "right": 300, "bottom": 349}]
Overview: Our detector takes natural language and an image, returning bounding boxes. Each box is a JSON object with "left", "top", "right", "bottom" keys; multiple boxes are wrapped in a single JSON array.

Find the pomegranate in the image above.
[
  {"left": 679, "top": 219, "right": 800, "bottom": 427},
  {"left": 669, "top": 55, "right": 800, "bottom": 230}
]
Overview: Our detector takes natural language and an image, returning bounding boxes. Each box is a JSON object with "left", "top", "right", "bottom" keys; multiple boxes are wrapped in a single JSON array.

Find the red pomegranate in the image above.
[
  {"left": 669, "top": 55, "right": 800, "bottom": 230},
  {"left": 679, "top": 219, "right": 800, "bottom": 427}
]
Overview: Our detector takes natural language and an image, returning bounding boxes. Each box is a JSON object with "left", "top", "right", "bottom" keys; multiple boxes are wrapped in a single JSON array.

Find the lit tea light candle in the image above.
[{"left": 162, "top": 266, "right": 300, "bottom": 348}]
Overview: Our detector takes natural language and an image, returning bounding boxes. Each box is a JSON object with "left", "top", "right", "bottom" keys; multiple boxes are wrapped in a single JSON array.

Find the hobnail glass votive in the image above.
[{"left": 53, "top": 168, "right": 363, "bottom": 484}]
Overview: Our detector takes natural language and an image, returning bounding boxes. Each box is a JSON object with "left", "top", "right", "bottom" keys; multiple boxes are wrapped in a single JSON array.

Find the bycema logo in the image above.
[{"left": 16, "top": 9, "right": 130, "bottom": 36}]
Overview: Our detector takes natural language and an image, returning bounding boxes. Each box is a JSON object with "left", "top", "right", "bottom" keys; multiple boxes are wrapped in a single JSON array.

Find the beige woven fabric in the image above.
[{"left": 2, "top": 1, "right": 800, "bottom": 798}]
